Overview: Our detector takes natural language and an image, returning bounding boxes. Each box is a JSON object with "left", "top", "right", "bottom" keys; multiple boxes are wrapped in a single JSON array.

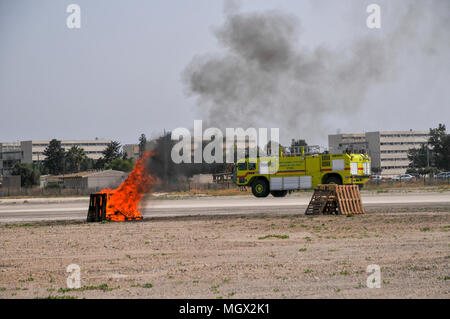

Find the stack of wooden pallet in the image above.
[{"left": 305, "top": 184, "right": 365, "bottom": 215}]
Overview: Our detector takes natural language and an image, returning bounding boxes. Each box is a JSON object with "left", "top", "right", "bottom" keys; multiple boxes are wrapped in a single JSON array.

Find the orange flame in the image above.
[{"left": 99, "top": 152, "right": 154, "bottom": 221}]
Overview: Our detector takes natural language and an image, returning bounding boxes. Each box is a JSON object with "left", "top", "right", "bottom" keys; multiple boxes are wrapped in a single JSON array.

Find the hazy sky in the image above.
[{"left": 0, "top": 0, "right": 449, "bottom": 147}]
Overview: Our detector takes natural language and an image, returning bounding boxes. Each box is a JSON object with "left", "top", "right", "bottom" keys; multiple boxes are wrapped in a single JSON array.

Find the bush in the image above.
[
  {"left": 45, "top": 182, "right": 61, "bottom": 189},
  {"left": 105, "top": 158, "right": 135, "bottom": 172},
  {"left": 12, "top": 163, "right": 40, "bottom": 187}
]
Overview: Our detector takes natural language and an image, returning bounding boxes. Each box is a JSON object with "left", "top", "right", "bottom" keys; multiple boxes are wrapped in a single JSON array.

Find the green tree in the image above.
[
  {"left": 43, "top": 139, "right": 65, "bottom": 175},
  {"left": 428, "top": 124, "right": 446, "bottom": 153},
  {"left": 407, "top": 124, "right": 450, "bottom": 173},
  {"left": 65, "top": 146, "right": 87, "bottom": 173},
  {"left": 12, "top": 163, "right": 40, "bottom": 187},
  {"left": 93, "top": 158, "right": 106, "bottom": 170},
  {"left": 80, "top": 157, "right": 94, "bottom": 171},
  {"left": 102, "top": 141, "right": 122, "bottom": 164},
  {"left": 139, "top": 133, "right": 147, "bottom": 158},
  {"left": 105, "top": 158, "right": 135, "bottom": 172},
  {"left": 407, "top": 144, "right": 430, "bottom": 170},
  {"left": 438, "top": 134, "right": 450, "bottom": 171},
  {"left": 429, "top": 124, "right": 450, "bottom": 170},
  {"left": 406, "top": 166, "right": 439, "bottom": 176}
]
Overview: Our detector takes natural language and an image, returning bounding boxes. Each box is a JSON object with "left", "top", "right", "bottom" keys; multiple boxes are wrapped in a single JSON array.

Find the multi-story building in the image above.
[
  {"left": 329, "top": 130, "right": 429, "bottom": 177},
  {"left": 20, "top": 140, "right": 111, "bottom": 164},
  {"left": 366, "top": 131, "right": 429, "bottom": 176},
  {"left": 328, "top": 133, "right": 368, "bottom": 154},
  {"left": 123, "top": 144, "right": 141, "bottom": 159},
  {"left": 0, "top": 143, "right": 23, "bottom": 175}
]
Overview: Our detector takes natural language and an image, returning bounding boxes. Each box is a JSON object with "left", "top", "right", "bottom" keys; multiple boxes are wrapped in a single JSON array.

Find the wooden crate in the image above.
[{"left": 305, "top": 184, "right": 365, "bottom": 215}]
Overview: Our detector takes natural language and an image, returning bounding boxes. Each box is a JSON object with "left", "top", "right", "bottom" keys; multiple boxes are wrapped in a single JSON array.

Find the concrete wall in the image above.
[
  {"left": 328, "top": 135, "right": 343, "bottom": 154},
  {"left": 20, "top": 141, "right": 33, "bottom": 164},
  {"left": 366, "top": 132, "right": 381, "bottom": 170},
  {"left": 123, "top": 144, "right": 140, "bottom": 159},
  {"left": 63, "top": 177, "right": 88, "bottom": 189},
  {"left": 86, "top": 170, "right": 128, "bottom": 189},
  {"left": 1, "top": 175, "right": 21, "bottom": 188}
]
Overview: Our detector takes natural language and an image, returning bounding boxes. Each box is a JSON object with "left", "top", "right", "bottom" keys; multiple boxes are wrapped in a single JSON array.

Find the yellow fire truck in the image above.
[{"left": 234, "top": 149, "right": 371, "bottom": 198}]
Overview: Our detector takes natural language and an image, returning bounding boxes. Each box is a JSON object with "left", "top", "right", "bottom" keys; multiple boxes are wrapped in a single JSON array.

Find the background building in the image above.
[
  {"left": 0, "top": 139, "right": 111, "bottom": 176},
  {"left": 20, "top": 139, "right": 111, "bottom": 164},
  {"left": 42, "top": 169, "right": 128, "bottom": 190},
  {"left": 144, "top": 135, "right": 259, "bottom": 161},
  {"left": 328, "top": 134, "right": 368, "bottom": 154},
  {"left": 0, "top": 143, "right": 23, "bottom": 175},
  {"left": 123, "top": 144, "right": 140, "bottom": 159},
  {"left": 366, "top": 131, "right": 429, "bottom": 176},
  {"left": 329, "top": 130, "right": 429, "bottom": 176}
]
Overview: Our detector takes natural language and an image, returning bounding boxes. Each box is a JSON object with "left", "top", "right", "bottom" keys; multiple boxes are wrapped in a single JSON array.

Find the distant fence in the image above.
[
  {"left": 365, "top": 177, "right": 450, "bottom": 187},
  {"left": 0, "top": 182, "right": 238, "bottom": 197},
  {"left": 152, "top": 181, "right": 236, "bottom": 193},
  {"left": 0, "top": 187, "right": 105, "bottom": 197}
]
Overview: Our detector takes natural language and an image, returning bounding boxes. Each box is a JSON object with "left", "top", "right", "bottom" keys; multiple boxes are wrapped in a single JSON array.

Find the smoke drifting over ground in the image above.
[{"left": 183, "top": 1, "right": 450, "bottom": 143}]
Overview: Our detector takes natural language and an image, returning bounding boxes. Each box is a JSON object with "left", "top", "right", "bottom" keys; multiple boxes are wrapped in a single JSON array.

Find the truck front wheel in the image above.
[
  {"left": 324, "top": 175, "right": 343, "bottom": 185},
  {"left": 252, "top": 179, "right": 270, "bottom": 198}
]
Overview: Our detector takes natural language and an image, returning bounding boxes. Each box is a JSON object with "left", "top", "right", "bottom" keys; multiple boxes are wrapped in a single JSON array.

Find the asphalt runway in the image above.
[{"left": 0, "top": 192, "right": 449, "bottom": 223}]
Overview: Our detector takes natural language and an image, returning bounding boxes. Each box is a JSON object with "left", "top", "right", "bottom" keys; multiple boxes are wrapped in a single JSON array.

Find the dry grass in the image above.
[{"left": 1, "top": 211, "right": 448, "bottom": 298}]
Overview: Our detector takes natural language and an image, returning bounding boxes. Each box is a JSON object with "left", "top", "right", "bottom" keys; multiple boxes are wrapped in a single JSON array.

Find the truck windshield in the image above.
[{"left": 237, "top": 162, "right": 247, "bottom": 171}]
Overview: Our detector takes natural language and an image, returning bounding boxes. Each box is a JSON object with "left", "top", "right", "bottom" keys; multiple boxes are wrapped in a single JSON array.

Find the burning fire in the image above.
[{"left": 100, "top": 152, "right": 154, "bottom": 221}]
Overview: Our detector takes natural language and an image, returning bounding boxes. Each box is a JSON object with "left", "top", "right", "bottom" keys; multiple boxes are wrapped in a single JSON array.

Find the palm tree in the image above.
[{"left": 65, "top": 146, "right": 87, "bottom": 173}]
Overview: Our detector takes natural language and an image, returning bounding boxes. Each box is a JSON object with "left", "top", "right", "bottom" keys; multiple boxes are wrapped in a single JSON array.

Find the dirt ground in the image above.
[{"left": 0, "top": 210, "right": 449, "bottom": 299}]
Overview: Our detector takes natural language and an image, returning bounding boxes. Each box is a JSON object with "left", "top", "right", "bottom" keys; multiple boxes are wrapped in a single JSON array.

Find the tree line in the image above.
[
  {"left": 11, "top": 133, "right": 309, "bottom": 187},
  {"left": 407, "top": 124, "right": 450, "bottom": 175},
  {"left": 12, "top": 140, "right": 134, "bottom": 187}
]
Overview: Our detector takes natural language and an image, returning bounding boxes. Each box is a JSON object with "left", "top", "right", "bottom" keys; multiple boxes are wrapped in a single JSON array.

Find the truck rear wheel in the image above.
[
  {"left": 271, "top": 190, "right": 288, "bottom": 197},
  {"left": 252, "top": 179, "right": 270, "bottom": 198},
  {"left": 324, "top": 175, "right": 342, "bottom": 185}
]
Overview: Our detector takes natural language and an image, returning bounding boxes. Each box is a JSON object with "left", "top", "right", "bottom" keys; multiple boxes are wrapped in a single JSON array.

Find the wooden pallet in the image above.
[
  {"left": 86, "top": 193, "right": 107, "bottom": 222},
  {"left": 305, "top": 184, "right": 365, "bottom": 215},
  {"left": 335, "top": 184, "right": 365, "bottom": 215}
]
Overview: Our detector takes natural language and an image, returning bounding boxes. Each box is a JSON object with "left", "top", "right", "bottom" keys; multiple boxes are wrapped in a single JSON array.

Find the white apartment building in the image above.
[
  {"left": 329, "top": 130, "right": 429, "bottom": 177},
  {"left": 366, "top": 131, "right": 429, "bottom": 176},
  {"left": 20, "top": 139, "right": 111, "bottom": 163}
]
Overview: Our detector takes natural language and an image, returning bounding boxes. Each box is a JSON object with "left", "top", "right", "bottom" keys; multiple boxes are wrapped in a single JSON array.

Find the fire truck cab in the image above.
[{"left": 234, "top": 150, "right": 371, "bottom": 198}]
